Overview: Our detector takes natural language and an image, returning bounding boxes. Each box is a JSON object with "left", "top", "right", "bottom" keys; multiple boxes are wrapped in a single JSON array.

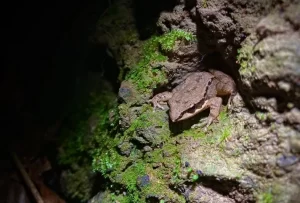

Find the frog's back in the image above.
[{"left": 169, "top": 72, "right": 214, "bottom": 112}]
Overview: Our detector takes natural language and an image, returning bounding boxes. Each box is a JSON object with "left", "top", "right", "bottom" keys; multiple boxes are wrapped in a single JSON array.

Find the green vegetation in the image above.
[
  {"left": 182, "top": 108, "right": 232, "bottom": 147},
  {"left": 124, "top": 104, "right": 170, "bottom": 146},
  {"left": 126, "top": 29, "right": 195, "bottom": 93},
  {"left": 192, "top": 174, "right": 199, "bottom": 182},
  {"left": 120, "top": 162, "right": 146, "bottom": 203},
  {"left": 258, "top": 190, "right": 273, "bottom": 203},
  {"left": 57, "top": 85, "right": 122, "bottom": 201},
  {"left": 237, "top": 45, "right": 256, "bottom": 76},
  {"left": 62, "top": 164, "right": 94, "bottom": 202},
  {"left": 92, "top": 149, "right": 122, "bottom": 176},
  {"left": 57, "top": 28, "right": 197, "bottom": 202},
  {"left": 255, "top": 111, "right": 267, "bottom": 122},
  {"left": 202, "top": 0, "right": 208, "bottom": 8},
  {"left": 171, "top": 158, "right": 182, "bottom": 185}
]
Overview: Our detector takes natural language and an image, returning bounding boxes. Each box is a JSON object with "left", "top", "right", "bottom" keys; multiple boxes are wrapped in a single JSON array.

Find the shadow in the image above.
[
  {"left": 85, "top": 44, "right": 120, "bottom": 93},
  {"left": 133, "top": 0, "right": 177, "bottom": 39}
]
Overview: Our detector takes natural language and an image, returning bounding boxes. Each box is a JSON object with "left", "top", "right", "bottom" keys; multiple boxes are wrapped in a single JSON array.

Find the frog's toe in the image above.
[
  {"left": 155, "top": 103, "right": 165, "bottom": 110},
  {"left": 191, "top": 118, "right": 207, "bottom": 129}
]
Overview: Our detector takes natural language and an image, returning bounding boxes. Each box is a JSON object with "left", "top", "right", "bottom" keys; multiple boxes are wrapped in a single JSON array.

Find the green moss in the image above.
[
  {"left": 124, "top": 104, "right": 170, "bottom": 146},
  {"left": 258, "top": 190, "right": 273, "bottom": 203},
  {"left": 182, "top": 109, "right": 232, "bottom": 146},
  {"left": 126, "top": 29, "right": 195, "bottom": 93},
  {"left": 141, "top": 167, "right": 186, "bottom": 203},
  {"left": 62, "top": 164, "right": 94, "bottom": 202},
  {"left": 255, "top": 111, "right": 267, "bottom": 121},
  {"left": 237, "top": 45, "right": 256, "bottom": 76},
  {"left": 92, "top": 149, "right": 122, "bottom": 176},
  {"left": 57, "top": 84, "right": 123, "bottom": 201},
  {"left": 171, "top": 157, "right": 182, "bottom": 185},
  {"left": 202, "top": 0, "right": 208, "bottom": 8},
  {"left": 119, "top": 162, "right": 147, "bottom": 203}
]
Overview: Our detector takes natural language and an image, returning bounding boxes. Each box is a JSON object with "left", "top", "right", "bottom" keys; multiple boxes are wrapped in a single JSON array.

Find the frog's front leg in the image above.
[
  {"left": 205, "top": 97, "right": 222, "bottom": 127},
  {"left": 151, "top": 92, "right": 173, "bottom": 110}
]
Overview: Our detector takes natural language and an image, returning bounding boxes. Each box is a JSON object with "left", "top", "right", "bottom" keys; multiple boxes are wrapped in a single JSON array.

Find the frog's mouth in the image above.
[{"left": 175, "top": 100, "right": 210, "bottom": 122}]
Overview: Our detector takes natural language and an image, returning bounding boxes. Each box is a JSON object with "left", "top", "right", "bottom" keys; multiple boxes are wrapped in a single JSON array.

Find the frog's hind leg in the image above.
[
  {"left": 205, "top": 97, "right": 222, "bottom": 127},
  {"left": 191, "top": 97, "right": 222, "bottom": 130}
]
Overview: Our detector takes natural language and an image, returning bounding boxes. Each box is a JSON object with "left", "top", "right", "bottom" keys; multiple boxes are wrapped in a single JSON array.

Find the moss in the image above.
[
  {"left": 202, "top": 0, "right": 208, "bottom": 8},
  {"left": 255, "top": 111, "right": 267, "bottom": 121},
  {"left": 141, "top": 167, "right": 186, "bottom": 203},
  {"left": 126, "top": 29, "right": 195, "bottom": 93},
  {"left": 92, "top": 148, "right": 123, "bottom": 176},
  {"left": 237, "top": 45, "right": 256, "bottom": 76},
  {"left": 57, "top": 83, "right": 123, "bottom": 201},
  {"left": 124, "top": 104, "right": 170, "bottom": 146},
  {"left": 119, "top": 161, "right": 147, "bottom": 203},
  {"left": 62, "top": 164, "right": 95, "bottom": 202},
  {"left": 258, "top": 190, "right": 274, "bottom": 203},
  {"left": 182, "top": 108, "right": 232, "bottom": 147}
]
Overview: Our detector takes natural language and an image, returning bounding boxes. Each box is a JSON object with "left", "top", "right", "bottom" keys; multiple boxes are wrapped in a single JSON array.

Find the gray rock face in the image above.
[{"left": 188, "top": 185, "right": 235, "bottom": 203}]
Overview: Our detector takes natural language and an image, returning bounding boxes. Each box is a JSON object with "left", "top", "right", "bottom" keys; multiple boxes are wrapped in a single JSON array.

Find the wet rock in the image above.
[{"left": 137, "top": 175, "right": 150, "bottom": 189}]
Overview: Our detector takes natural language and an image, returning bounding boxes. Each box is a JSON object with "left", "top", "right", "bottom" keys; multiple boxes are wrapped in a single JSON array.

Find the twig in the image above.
[{"left": 10, "top": 152, "right": 44, "bottom": 203}]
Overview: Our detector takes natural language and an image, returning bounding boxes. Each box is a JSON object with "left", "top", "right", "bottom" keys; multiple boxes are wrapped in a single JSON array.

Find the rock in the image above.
[
  {"left": 276, "top": 155, "right": 299, "bottom": 169},
  {"left": 118, "top": 141, "right": 134, "bottom": 156},
  {"left": 137, "top": 175, "right": 150, "bottom": 189},
  {"left": 188, "top": 185, "right": 235, "bottom": 203},
  {"left": 88, "top": 191, "right": 107, "bottom": 203},
  {"left": 286, "top": 108, "right": 300, "bottom": 125},
  {"left": 143, "top": 146, "right": 153, "bottom": 152},
  {"left": 118, "top": 81, "right": 137, "bottom": 104},
  {"left": 290, "top": 133, "right": 300, "bottom": 153}
]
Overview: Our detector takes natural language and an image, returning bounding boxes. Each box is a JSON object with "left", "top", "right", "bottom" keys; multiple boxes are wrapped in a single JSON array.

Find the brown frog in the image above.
[{"left": 151, "top": 69, "right": 237, "bottom": 127}]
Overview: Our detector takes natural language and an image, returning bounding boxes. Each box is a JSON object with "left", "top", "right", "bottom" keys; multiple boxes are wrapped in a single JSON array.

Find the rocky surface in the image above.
[{"left": 59, "top": 0, "right": 300, "bottom": 202}]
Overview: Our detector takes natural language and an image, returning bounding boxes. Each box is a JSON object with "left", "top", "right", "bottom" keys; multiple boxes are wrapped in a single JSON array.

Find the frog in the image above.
[{"left": 151, "top": 69, "right": 237, "bottom": 127}]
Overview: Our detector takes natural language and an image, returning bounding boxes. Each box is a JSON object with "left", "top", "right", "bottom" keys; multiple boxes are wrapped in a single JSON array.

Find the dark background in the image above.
[{"left": 2, "top": 0, "right": 113, "bottom": 150}]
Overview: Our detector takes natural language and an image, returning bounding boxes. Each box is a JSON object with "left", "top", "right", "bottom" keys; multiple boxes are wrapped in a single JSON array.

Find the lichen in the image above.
[{"left": 237, "top": 45, "right": 256, "bottom": 77}]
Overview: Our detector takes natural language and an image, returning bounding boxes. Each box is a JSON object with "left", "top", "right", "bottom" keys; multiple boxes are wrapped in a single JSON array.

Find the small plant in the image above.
[
  {"left": 171, "top": 158, "right": 182, "bottom": 185},
  {"left": 192, "top": 174, "right": 199, "bottom": 182},
  {"left": 187, "top": 167, "right": 193, "bottom": 173},
  {"left": 255, "top": 111, "right": 267, "bottom": 121}
]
